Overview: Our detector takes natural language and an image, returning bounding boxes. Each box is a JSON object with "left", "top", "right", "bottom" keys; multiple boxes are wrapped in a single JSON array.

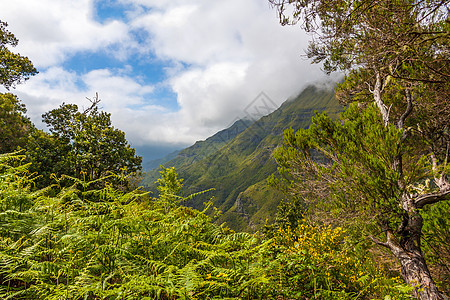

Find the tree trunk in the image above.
[
  {"left": 383, "top": 205, "right": 446, "bottom": 300},
  {"left": 395, "top": 245, "right": 443, "bottom": 300}
]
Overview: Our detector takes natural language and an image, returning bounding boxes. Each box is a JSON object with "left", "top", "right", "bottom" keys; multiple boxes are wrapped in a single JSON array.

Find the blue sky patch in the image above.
[
  {"left": 93, "top": 0, "right": 129, "bottom": 24},
  {"left": 62, "top": 51, "right": 123, "bottom": 76},
  {"left": 62, "top": 49, "right": 179, "bottom": 110}
]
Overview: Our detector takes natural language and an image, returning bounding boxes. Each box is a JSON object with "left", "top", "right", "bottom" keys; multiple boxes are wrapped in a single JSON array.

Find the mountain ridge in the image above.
[{"left": 142, "top": 84, "right": 343, "bottom": 231}]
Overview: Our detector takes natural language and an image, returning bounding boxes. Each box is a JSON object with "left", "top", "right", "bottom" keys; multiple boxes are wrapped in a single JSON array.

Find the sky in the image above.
[{"left": 0, "top": 0, "right": 330, "bottom": 162}]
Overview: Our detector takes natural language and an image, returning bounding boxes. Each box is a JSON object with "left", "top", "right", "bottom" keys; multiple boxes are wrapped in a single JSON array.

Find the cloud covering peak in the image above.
[{"left": 0, "top": 0, "right": 328, "bottom": 159}]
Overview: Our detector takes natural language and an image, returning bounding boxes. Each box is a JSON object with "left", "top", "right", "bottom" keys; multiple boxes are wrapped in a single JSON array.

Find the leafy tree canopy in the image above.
[
  {"left": 0, "top": 21, "right": 37, "bottom": 154},
  {"left": 269, "top": 0, "right": 449, "bottom": 298},
  {"left": 27, "top": 95, "right": 142, "bottom": 189},
  {"left": 0, "top": 21, "right": 37, "bottom": 89},
  {"left": 0, "top": 93, "right": 33, "bottom": 153}
]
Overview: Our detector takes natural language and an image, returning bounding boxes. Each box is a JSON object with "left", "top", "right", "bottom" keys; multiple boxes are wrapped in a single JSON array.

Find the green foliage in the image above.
[
  {"left": 0, "top": 154, "right": 411, "bottom": 299},
  {"left": 273, "top": 104, "right": 405, "bottom": 226},
  {"left": 272, "top": 102, "right": 449, "bottom": 297},
  {"left": 0, "top": 93, "right": 33, "bottom": 153},
  {"left": 0, "top": 21, "right": 37, "bottom": 89},
  {"left": 269, "top": 0, "right": 449, "bottom": 297},
  {"left": 27, "top": 100, "right": 142, "bottom": 189},
  {"left": 421, "top": 201, "right": 450, "bottom": 294},
  {"left": 229, "top": 181, "right": 283, "bottom": 232},
  {"left": 157, "top": 166, "right": 183, "bottom": 199},
  {"left": 142, "top": 86, "right": 342, "bottom": 232},
  {"left": 156, "top": 166, "right": 184, "bottom": 212},
  {"left": 0, "top": 22, "right": 37, "bottom": 154},
  {"left": 262, "top": 224, "right": 412, "bottom": 299},
  {"left": 262, "top": 195, "right": 306, "bottom": 237},
  {"left": 271, "top": 0, "right": 449, "bottom": 86}
]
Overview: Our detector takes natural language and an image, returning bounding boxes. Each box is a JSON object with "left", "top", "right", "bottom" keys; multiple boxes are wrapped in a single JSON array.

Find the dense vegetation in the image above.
[
  {"left": 0, "top": 154, "right": 416, "bottom": 299},
  {"left": 270, "top": 0, "right": 449, "bottom": 298},
  {"left": 142, "top": 86, "right": 342, "bottom": 232},
  {"left": 0, "top": 21, "right": 36, "bottom": 90},
  {"left": 1, "top": 0, "right": 449, "bottom": 296},
  {"left": 26, "top": 96, "right": 142, "bottom": 190}
]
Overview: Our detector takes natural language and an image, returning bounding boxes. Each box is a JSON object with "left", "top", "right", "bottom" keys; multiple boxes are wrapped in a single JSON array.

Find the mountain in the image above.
[
  {"left": 144, "top": 149, "right": 180, "bottom": 171},
  {"left": 142, "top": 85, "right": 343, "bottom": 231},
  {"left": 141, "top": 118, "right": 254, "bottom": 187}
]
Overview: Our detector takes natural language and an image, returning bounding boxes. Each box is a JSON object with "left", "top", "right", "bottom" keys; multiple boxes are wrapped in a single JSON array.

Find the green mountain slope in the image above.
[
  {"left": 142, "top": 85, "right": 342, "bottom": 231},
  {"left": 141, "top": 118, "right": 254, "bottom": 187},
  {"left": 144, "top": 149, "right": 180, "bottom": 171}
]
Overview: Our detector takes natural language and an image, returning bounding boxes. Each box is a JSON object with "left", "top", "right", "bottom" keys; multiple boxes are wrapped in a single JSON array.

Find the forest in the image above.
[{"left": 0, "top": 0, "right": 449, "bottom": 299}]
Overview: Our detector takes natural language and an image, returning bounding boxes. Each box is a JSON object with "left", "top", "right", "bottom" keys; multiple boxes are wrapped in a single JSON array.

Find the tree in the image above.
[
  {"left": 269, "top": 0, "right": 449, "bottom": 299},
  {"left": 0, "top": 21, "right": 37, "bottom": 154},
  {"left": 0, "top": 93, "right": 33, "bottom": 153},
  {"left": 156, "top": 166, "right": 184, "bottom": 213},
  {"left": 0, "top": 21, "right": 37, "bottom": 89},
  {"left": 27, "top": 95, "right": 142, "bottom": 189}
]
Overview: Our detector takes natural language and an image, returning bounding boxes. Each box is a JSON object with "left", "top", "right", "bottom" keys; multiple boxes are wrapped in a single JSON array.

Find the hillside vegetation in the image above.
[
  {"left": 0, "top": 153, "right": 417, "bottom": 299},
  {"left": 142, "top": 85, "right": 342, "bottom": 231},
  {"left": 1, "top": 0, "right": 449, "bottom": 295}
]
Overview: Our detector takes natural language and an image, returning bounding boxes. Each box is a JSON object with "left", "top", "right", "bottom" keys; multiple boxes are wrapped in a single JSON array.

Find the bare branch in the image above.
[
  {"left": 414, "top": 189, "right": 450, "bottom": 209},
  {"left": 370, "top": 230, "right": 403, "bottom": 257},
  {"left": 431, "top": 152, "right": 450, "bottom": 191},
  {"left": 370, "top": 235, "right": 390, "bottom": 248},
  {"left": 372, "top": 72, "right": 390, "bottom": 126},
  {"left": 398, "top": 89, "right": 414, "bottom": 130},
  {"left": 83, "top": 92, "right": 101, "bottom": 114}
]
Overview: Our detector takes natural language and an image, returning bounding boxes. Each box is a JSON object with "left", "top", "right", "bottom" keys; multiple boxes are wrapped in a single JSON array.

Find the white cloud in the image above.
[
  {"left": 0, "top": 0, "right": 131, "bottom": 67},
  {"left": 124, "top": 0, "right": 327, "bottom": 141},
  {"left": 131, "top": 1, "right": 254, "bottom": 64},
  {"left": 81, "top": 69, "right": 154, "bottom": 107},
  {"left": 11, "top": 67, "right": 157, "bottom": 130},
  {"left": 172, "top": 62, "right": 249, "bottom": 126},
  {"left": 1, "top": 0, "right": 330, "bottom": 156}
]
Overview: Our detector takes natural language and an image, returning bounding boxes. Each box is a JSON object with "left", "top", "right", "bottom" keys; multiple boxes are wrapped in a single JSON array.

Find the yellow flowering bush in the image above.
[{"left": 263, "top": 223, "right": 411, "bottom": 299}]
